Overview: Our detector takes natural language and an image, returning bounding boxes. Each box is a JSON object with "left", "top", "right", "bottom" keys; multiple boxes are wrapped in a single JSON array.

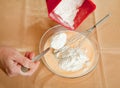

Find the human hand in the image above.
[{"left": 0, "top": 46, "right": 40, "bottom": 77}]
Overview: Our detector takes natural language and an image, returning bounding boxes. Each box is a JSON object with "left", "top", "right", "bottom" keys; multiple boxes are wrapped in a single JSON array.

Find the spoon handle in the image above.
[{"left": 21, "top": 47, "right": 50, "bottom": 72}]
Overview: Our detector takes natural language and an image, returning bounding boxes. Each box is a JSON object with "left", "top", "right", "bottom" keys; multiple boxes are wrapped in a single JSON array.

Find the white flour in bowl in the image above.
[
  {"left": 58, "top": 47, "right": 89, "bottom": 71},
  {"left": 50, "top": 31, "right": 90, "bottom": 72}
]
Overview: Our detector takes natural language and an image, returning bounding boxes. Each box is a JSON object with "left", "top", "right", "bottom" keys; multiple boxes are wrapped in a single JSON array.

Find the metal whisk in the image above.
[{"left": 54, "top": 14, "right": 110, "bottom": 54}]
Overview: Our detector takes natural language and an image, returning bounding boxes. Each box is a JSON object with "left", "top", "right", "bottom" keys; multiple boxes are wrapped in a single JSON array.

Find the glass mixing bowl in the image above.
[{"left": 39, "top": 25, "right": 99, "bottom": 78}]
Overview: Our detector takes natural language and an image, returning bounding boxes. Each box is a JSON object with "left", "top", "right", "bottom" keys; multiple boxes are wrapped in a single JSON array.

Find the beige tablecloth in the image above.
[{"left": 0, "top": 0, "right": 120, "bottom": 88}]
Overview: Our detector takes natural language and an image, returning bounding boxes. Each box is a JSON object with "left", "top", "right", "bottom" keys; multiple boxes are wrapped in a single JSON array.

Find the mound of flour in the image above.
[{"left": 58, "top": 47, "right": 89, "bottom": 71}]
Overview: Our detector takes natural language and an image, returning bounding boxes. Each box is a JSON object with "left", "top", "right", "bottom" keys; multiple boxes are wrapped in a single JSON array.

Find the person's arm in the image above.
[{"left": 0, "top": 46, "right": 40, "bottom": 77}]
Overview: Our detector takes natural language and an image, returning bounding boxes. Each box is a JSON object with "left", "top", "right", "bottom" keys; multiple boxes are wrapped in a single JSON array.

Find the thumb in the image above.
[{"left": 25, "top": 52, "right": 35, "bottom": 60}]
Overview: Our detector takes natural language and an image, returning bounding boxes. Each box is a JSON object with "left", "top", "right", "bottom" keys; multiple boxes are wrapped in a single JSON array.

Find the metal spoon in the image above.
[{"left": 21, "top": 47, "right": 50, "bottom": 72}]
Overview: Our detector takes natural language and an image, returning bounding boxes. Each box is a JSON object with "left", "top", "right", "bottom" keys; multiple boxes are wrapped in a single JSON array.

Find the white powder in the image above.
[
  {"left": 54, "top": 0, "right": 85, "bottom": 28},
  {"left": 51, "top": 31, "right": 90, "bottom": 72},
  {"left": 50, "top": 32, "right": 67, "bottom": 49},
  {"left": 58, "top": 47, "right": 89, "bottom": 71}
]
